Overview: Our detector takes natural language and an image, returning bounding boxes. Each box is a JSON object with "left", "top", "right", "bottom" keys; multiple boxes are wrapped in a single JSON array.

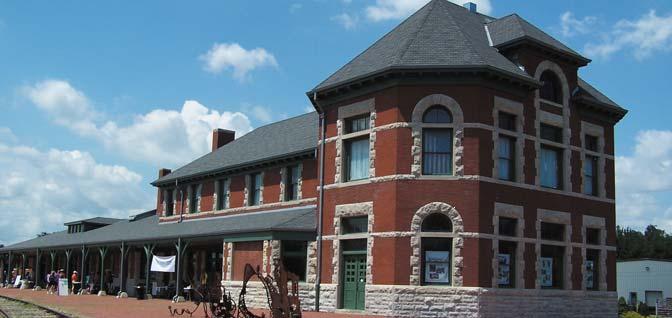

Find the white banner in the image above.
[{"left": 151, "top": 255, "right": 176, "bottom": 273}]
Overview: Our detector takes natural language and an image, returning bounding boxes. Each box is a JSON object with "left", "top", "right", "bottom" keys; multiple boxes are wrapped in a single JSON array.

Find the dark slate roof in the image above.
[
  {"left": 486, "top": 14, "right": 589, "bottom": 63},
  {"left": 64, "top": 217, "right": 123, "bottom": 226},
  {"left": 154, "top": 112, "right": 318, "bottom": 185},
  {"left": 0, "top": 206, "right": 316, "bottom": 252},
  {"left": 576, "top": 77, "right": 624, "bottom": 111},
  {"left": 313, "top": 0, "right": 534, "bottom": 92}
]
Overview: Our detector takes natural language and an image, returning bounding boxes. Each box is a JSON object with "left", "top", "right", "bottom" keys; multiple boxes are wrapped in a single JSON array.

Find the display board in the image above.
[
  {"left": 497, "top": 254, "right": 511, "bottom": 285},
  {"left": 424, "top": 251, "right": 450, "bottom": 283},
  {"left": 58, "top": 278, "right": 69, "bottom": 296},
  {"left": 540, "top": 257, "right": 553, "bottom": 287}
]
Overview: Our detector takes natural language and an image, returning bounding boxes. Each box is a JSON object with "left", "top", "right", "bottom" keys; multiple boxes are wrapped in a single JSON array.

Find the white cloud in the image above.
[
  {"left": 22, "top": 79, "right": 98, "bottom": 135},
  {"left": 365, "top": 0, "right": 492, "bottom": 22},
  {"left": 332, "top": 13, "right": 359, "bottom": 30},
  {"left": 559, "top": 11, "right": 597, "bottom": 37},
  {"left": 585, "top": 10, "right": 672, "bottom": 60},
  {"left": 289, "top": 3, "right": 302, "bottom": 13},
  {"left": 98, "top": 100, "right": 253, "bottom": 166},
  {"left": 0, "top": 142, "right": 152, "bottom": 245},
  {"left": 616, "top": 130, "right": 672, "bottom": 231},
  {"left": 0, "top": 127, "right": 16, "bottom": 143},
  {"left": 22, "top": 80, "right": 255, "bottom": 167},
  {"left": 247, "top": 105, "right": 273, "bottom": 123},
  {"left": 199, "top": 42, "right": 278, "bottom": 81}
]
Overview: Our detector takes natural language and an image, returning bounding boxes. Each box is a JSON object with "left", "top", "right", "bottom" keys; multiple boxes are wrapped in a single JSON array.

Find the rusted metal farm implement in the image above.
[{"left": 169, "top": 263, "right": 302, "bottom": 318}]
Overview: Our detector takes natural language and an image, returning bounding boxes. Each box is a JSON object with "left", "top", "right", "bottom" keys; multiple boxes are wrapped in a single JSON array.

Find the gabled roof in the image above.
[
  {"left": 486, "top": 14, "right": 590, "bottom": 64},
  {"left": 1, "top": 206, "right": 316, "bottom": 251},
  {"left": 312, "top": 0, "right": 534, "bottom": 92},
  {"left": 153, "top": 112, "right": 318, "bottom": 186},
  {"left": 63, "top": 217, "right": 123, "bottom": 226}
]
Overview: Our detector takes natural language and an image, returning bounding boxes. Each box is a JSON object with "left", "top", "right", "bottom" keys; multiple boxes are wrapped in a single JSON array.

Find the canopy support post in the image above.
[
  {"left": 98, "top": 247, "right": 108, "bottom": 296},
  {"left": 143, "top": 244, "right": 155, "bottom": 299}
]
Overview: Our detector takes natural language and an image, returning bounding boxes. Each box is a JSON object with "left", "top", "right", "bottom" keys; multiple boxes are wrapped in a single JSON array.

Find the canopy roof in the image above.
[{"left": 1, "top": 206, "right": 316, "bottom": 252}]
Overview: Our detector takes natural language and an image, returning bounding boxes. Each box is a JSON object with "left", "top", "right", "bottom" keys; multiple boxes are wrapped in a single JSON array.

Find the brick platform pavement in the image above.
[{"left": 0, "top": 288, "right": 382, "bottom": 318}]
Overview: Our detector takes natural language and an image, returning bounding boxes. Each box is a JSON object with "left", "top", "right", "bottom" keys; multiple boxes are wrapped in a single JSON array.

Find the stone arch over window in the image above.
[
  {"left": 409, "top": 202, "right": 464, "bottom": 286},
  {"left": 534, "top": 61, "right": 572, "bottom": 191},
  {"left": 534, "top": 61, "right": 569, "bottom": 106},
  {"left": 411, "top": 94, "right": 464, "bottom": 177}
]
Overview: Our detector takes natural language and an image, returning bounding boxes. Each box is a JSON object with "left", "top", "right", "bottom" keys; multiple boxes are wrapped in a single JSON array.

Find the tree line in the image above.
[{"left": 617, "top": 225, "right": 672, "bottom": 260}]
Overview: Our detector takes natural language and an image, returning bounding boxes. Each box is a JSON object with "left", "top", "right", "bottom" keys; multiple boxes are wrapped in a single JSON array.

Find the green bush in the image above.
[
  {"left": 619, "top": 297, "right": 630, "bottom": 315},
  {"left": 637, "top": 302, "right": 650, "bottom": 316},
  {"left": 620, "top": 311, "right": 644, "bottom": 318}
]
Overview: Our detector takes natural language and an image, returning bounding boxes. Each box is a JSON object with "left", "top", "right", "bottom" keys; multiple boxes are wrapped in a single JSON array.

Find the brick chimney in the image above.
[
  {"left": 158, "top": 168, "right": 172, "bottom": 178},
  {"left": 212, "top": 128, "right": 235, "bottom": 152}
]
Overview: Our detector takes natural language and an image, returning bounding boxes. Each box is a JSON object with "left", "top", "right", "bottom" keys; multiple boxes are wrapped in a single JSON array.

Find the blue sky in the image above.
[{"left": 1, "top": 0, "right": 671, "bottom": 245}]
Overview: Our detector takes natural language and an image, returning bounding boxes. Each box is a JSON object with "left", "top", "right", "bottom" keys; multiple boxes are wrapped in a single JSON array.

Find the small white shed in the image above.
[{"left": 617, "top": 259, "right": 672, "bottom": 307}]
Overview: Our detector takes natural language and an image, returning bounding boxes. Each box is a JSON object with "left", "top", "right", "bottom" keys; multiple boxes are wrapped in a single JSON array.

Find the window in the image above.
[
  {"left": 344, "top": 137, "right": 369, "bottom": 181},
  {"left": 165, "top": 189, "right": 174, "bottom": 216},
  {"left": 423, "top": 106, "right": 453, "bottom": 123},
  {"left": 629, "top": 292, "right": 638, "bottom": 306},
  {"left": 540, "top": 145, "right": 562, "bottom": 189},
  {"left": 584, "top": 155, "right": 598, "bottom": 196},
  {"left": 421, "top": 213, "right": 453, "bottom": 285},
  {"left": 216, "top": 179, "right": 227, "bottom": 210},
  {"left": 498, "top": 217, "right": 517, "bottom": 237},
  {"left": 540, "top": 124, "right": 563, "bottom": 143},
  {"left": 539, "top": 71, "right": 562, "bottom": 104},
  {"left": 421, "top": 213, "right": 453, "bottom": 232},
  {"left": 540, "top": 222, "right": 565, "bottom": 241},
  {"left": 585, "top": 135, "right": 599, "bottom": 152},
  {"left": 282, "top": 241, "right": 307, "bottom": 281},
  {"left": 285, "top": 165, "right": 300, "bottom": 201},
  {"left": 189, "top": 184, "right": 201, "bottom": 213},
  {"left": 540, "top": 245, "right": 564, "bottom": 289},
  {"left": 498, "top": 240, "right": 516, "bottom": 288},
  {"left": 586, "top": 249, "right": 599, "bottom": 290},
  {"left": 586, "top": 228, "right": 601, "bottom": 245},
  {"left": 345, "top": 115, "right": 370, "bottom": 133},
  {"left": 422, "top": 106, "right": 453, "bottom": 175},
  {"left": 498, "top": 136, "right": 515, "bottom": 181},
  {"left": 341, "top": 216, "right": 368, "bottom": 234},
  {"left": 249, "top": 173, "right": 262, "bottom": 206},
  {"left": 498, "top": 112, "right": 516, "bottom": 131},
  {"left": 421, "top": 238, "right": 452, "bottom": 285}
]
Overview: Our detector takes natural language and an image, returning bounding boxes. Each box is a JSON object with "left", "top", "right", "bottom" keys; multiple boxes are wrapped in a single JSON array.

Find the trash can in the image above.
[{"left": 135, "top": 286, "right": 145, "bottom": 300}]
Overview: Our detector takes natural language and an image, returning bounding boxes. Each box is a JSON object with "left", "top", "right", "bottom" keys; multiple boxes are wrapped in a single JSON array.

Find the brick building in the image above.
[{"left": 1, "top": 1, "right": 626, "bottom": 317}]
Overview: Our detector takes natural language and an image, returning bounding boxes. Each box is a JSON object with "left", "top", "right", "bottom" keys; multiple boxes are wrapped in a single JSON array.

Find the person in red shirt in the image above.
[{"left": 71, "top": 271, "right": 79, "bottom": 294}]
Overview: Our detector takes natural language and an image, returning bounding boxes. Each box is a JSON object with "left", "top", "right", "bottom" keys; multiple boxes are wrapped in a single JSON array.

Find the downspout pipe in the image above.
[
  {"left": 314, "top": 92, "right": 326, "bottom": 312},
  {"left": 177, "top": 179, "right": 184, "bottom": 223}
]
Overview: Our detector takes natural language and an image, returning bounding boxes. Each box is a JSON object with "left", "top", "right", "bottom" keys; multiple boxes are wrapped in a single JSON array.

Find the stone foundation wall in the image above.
[
  {"left": 335, "top": 285, "right": 616, "bottom": 317},
  {"left": 224, "top": 280, "right": 617, "bottom": 317},
  {"left": 222, "top": 281, "right": 318, "bottom": 312}
]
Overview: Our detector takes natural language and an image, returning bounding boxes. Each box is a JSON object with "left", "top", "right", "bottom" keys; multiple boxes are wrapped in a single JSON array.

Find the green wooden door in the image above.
[{"left": 342, "top": 254, "right": 366, "bottom": 310}]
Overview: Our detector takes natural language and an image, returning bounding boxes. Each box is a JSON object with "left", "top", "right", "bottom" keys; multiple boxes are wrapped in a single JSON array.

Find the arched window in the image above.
[
  {"left": 423, "top": 106, "right": 453, "bottom": 123},
  {"left": 421, "top": 213, "right": 453, "bottom": 232},
  {"left": 421, "top": 213, "right": 453, "bottom": 285},
  {"left": 539, "top": 71, "right": 562, "bottom": 104},
  {"left": 422, "top": 106, "right": 453, "bottom": 175}
]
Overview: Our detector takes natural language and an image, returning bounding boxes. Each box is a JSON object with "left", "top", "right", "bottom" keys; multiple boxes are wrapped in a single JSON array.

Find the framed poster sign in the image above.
[
  {"left": 585, "top": 260, "right": 594, "bottom": 289},
  {"left": 540, "top": 257, "right": 553, "bottom": 287},
  {"left": 58, "top": 278, "right": 69, "bottom": 296},
  {"left": 424, "top": 251, "right": 450, "bottom": 283},
  {"left": 497, "top": 254, "right": 511, "bottom": 285}
]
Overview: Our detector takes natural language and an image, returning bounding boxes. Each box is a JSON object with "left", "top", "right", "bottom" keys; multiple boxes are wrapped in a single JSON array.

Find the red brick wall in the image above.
[{"left": 232, "top": 241, "right": 263, "bottom": 281}]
